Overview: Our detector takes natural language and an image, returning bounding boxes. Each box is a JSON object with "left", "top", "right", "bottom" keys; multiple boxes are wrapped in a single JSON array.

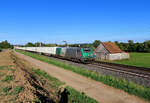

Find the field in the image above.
[
  {"left": 0, "top": 50, "right": 98, "bottom": 103},
  {"left": 111, "top": 53, "right": 150, "bottom": 68},
  {"left": 16, "top": 50, "right": 150, "bottom": 102}
]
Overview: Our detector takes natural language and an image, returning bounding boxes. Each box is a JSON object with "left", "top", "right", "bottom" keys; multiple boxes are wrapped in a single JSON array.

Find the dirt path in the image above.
[
  {"left": 0, "top": 51, "right": 14, "bottom": 66},
  {"left": 15, "top": 51, "right": 149, "bottom": 103}
]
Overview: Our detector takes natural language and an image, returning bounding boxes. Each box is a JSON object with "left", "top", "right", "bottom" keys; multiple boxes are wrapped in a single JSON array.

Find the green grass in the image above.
[
  {"left": 111, "top": 53, "right": 150, "bottom": 68},
  {"left": 3, "top": 86, "right": 12, "bottom": 95},
  {"left": 33, "top": 69, "right": 98, "bottom": 103},
  {"left": 9, "top": 96, "right": 18, "bottom": 102},
  {"left": 16, "top": 50, "right": 150, "bottom": 101},
  {"left": 2, "top": 75, "right": 14, "bottom": 82},
  {"left": 12, "top": 86, "right": 24, "bottom": 95},
  {"left": 0, "top": 66, "right": 8, "bottom": 70},
  {"left": 66, "top": 87, "right": 98, "bottom": 103},
  {"left": 33, "top": 69, "right": 64, "bottom": 89},
  {"left": 2, "top": 85, "right": 24, "bottom": 96},
  {"left": 32, "top": 98, "right": 42, "bottom": 103},
  {"left": 0, "top": 66, "right": 15, "bottom": 71}
]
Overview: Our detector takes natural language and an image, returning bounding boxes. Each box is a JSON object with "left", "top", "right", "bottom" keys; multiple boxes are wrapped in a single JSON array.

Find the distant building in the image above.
[{"left": 95, "top": 42, "right": 130, "bottom": 60}]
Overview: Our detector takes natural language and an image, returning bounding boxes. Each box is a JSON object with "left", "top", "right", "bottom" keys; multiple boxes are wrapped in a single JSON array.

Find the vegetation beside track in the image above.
[
  {"left": 108, "top": 52, "right": 150, "bottom": 68},
  {"left": 33, "top": 69, "right": 98, "bottom": 103},
  {"left": 0, "top": 51, "right": 98, "bottom": 103},
  {"left": 16, "top": 50, "right": 150, "bottom": 101},
  {"left": 0, "top": 65, "right": 24, "bottom": 102}
]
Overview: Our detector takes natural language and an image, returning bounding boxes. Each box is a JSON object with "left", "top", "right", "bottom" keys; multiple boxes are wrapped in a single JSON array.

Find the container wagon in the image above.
[{"left": 15, "top": 47, "right": 58, "bottom": 56}]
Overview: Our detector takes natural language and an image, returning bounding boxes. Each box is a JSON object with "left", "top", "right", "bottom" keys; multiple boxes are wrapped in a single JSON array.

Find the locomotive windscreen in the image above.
[{"left": 83, "top": 48, "right": 91, "bottom": 53}]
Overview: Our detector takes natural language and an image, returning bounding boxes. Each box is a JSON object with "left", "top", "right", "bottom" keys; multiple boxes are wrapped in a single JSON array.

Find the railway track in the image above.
[
  {"left": 47, "top": 55, "right": 150, "bottom": 79},
  {"left": 48, "top": 55, "right": 150, "bottom": 79},
  {"left": 19, "top": 50, "right": 150, "bottom": 82},
  {"left": 90, "top": 61, "right": 150, "bottom": 79},
  {"left": 38, "top": 54, "right": 150, "bottom": 86},
  {"left": 41, "top": 52, "right": 150, "bottom": 79}
]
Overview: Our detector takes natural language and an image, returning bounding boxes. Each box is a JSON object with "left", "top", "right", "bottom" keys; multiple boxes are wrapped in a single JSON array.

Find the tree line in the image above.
[
  {"left": 0, "top": 40, "right": 150, "bottom": 53},
  {"left": 25, "top": 42, "right": 58, "bottom": 47},
  {"left": 24, "top": 41, "right": 98, "bottom": 50},
  {"left": 68, "top": 40, "right": 150, "bottom": 53},
  {"left": 115, "top": 40, "right": 150, "bottom": 52}
]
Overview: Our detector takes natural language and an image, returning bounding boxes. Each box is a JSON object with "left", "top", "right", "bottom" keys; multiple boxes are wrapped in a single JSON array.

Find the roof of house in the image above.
[{"left": 102, "top": 42, "right": 125, "bottom": 54}]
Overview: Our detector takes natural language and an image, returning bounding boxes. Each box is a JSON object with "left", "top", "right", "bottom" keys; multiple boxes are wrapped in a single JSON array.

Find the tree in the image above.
[
  {"left": 93, "top": 40, "right": 101, "bottom": 48},
  {"left": 143, "top": 40, "right": 150, "bottom": 52},
  {"left": 114, "top": 41, "right": 119, "bottom": 46},
  {"left": 128, "top": 40, "right": 134, "bottom": 52},
  {"left": 46, "top": 43, "right": 57, "bottom": 47},
  {"left": 0, "top": 40, "right": 12, "bottom": 49},
  {"left": 118, "top": 42, "right": 126, "bottom": 51},
  {"left": 35, "top": 42, "right": 41, "bottom": 47},
  {"left": 115, "top": 40, "right": 150, "bottom": 52},
  {"left": 25, "top": 42, "right": 35, "bottom": 47}
]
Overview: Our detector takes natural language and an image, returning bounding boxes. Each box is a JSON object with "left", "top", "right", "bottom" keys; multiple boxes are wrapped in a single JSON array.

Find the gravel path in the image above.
[{"left": 15, "top": 52, "right": 149, "bottom": 103}]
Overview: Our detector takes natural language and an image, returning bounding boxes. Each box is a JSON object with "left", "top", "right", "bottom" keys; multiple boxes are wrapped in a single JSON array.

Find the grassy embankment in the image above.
[
  {"left": 33, "top": 69, "right": 98, "bottom": 103},
  {"left": 0, "top": 63, "right": 98, "bottom": 103},
  {"left": 16, "top": 50, "right": 150, "bottom": 101},
  {"left": 110, "top": 53, "right": 150, "bottom": 68}
]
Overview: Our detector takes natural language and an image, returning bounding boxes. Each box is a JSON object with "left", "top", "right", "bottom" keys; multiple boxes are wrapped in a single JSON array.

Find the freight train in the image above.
[{"left": 15, "top": 47, "right": 95, "bottom": 62}]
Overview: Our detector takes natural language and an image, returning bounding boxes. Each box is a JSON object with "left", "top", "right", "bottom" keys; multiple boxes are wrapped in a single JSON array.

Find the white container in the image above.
[
  {"left": 15, "top": 47, "right": 58, "bottom": 55},
  {"left": 60, "top": 47, "right": 67, "bottom": 57},
  {"left": 37, "top": 47, "right": 58, "bottom": 55}
]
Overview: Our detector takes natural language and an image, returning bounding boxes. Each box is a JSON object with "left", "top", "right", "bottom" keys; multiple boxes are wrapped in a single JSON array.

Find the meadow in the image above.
[{"left": 112, "top": 53, "right": 150, "bottom": 68}]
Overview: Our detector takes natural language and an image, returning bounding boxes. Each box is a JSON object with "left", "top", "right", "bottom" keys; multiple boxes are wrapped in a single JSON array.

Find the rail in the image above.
[{"left": 91, "top": 61, "right": 150, "bottom": 79}]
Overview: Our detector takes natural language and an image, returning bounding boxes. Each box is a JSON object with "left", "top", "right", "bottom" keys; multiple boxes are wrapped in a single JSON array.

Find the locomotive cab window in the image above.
[{"left": 83, "top": 48, "right": 91, "bottom": 53}]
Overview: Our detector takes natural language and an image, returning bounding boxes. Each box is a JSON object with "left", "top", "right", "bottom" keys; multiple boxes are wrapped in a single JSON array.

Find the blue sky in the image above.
[{"left": 0, "top": 0, "right": 150, "bottom": 44}]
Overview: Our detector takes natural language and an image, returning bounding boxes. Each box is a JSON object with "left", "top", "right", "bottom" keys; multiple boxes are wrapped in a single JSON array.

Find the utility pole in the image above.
[
  {"left": 62, "top": 41, "right": 68, "bottom": 47},
  {"left": 40, "top": 42, "right": 42, "bottom": 47}
]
